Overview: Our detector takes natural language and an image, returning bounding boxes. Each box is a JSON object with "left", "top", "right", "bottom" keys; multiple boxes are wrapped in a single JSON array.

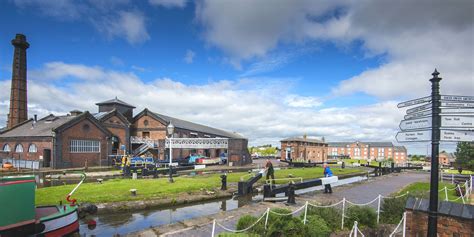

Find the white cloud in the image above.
[
  {"left": 284, "top": 95, "right": 322, "bottom": 108},
  {"left": 110, "top": 56, "right": 125, "bottom": 66},
  {"left": 149, "top": 0, "right": 187, "bottom": 8},
  {"left": 184, "top": 50, "right": 196, "bottom": 64},
  {"left": 1, "top": 62, "right": 408, "bottom": 149},
  {"left": 12, "top": 0, "right": 150, "bottom": 45},
  {"left": 196, "top": 0, "right": 473, "bottom": 99},
  {"left": 94, "top": 11, "right": 150, "bottom": 45}
]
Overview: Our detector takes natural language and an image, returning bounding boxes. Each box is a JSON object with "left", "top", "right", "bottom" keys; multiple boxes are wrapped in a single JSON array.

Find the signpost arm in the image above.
[{"left": 428, "top": 69, "right": 441, "bottom": 237}]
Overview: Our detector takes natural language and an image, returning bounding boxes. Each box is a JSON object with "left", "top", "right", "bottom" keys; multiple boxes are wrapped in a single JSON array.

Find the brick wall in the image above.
[
  {"left": 0, "top": 138, "right": 52, "bottom": 162},
  {"left": 405, "top": 197, "right": 474, "bottom": 237},
  {"left": 58, "top": 118, "right": 109, "bottom": 168}
]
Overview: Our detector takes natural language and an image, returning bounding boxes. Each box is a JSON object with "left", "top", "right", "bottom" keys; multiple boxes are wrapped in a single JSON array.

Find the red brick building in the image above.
[
  {"left": 280, "top": 136, "right": 328, "bottom": 162},
  {"left": 327, "top": 141, "right": 408, "bottom": 164},
  {"left": 0, "top": 98, "right": 250, "bottom": 168},
  {"left": 0, "top": 112, "right": 111, "bottom": 168}
]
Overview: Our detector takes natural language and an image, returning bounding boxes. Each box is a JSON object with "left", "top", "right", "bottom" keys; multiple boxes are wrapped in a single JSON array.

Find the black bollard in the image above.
[
  {"left": 378, "top": 162, "right": 382, "bottom": 176},
  {"left": 287, "top": 182, "right": 296, "bottom": 204},
  {"left": 391, "top": 162, "right": 395, "bottom": 173},
  {"left": 341, "top": 161, "right": 345, "bottom": 169},
  {"left": 220, "top": 174, "right": 227, "bottom": 190}
]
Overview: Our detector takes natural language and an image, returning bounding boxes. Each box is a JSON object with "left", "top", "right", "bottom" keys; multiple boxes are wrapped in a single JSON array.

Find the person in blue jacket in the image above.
[{"left": 323, "top": 163, "right": 333, "bottom": 193}]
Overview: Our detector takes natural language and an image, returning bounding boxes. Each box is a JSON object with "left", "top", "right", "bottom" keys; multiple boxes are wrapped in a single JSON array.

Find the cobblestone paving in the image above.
[{"left": 128, "top": 172, "right": 429, "bottom": 237}]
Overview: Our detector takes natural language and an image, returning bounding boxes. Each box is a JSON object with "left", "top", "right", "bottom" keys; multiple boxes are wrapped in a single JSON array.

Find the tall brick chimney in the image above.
[{"left": 7, "top": 34, "right": 29, "bottom": 129}]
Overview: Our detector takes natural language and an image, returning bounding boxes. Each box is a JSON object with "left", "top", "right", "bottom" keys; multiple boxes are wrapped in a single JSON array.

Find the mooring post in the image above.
[
  {"left": 287, "top": 182, "right": 296, "bottom": 204},
  {"left": 427, "top": 69, "right": 441, "bottom": 237},
  {"left": 220, "top": 173, "right": 227, "bottom": 190}
]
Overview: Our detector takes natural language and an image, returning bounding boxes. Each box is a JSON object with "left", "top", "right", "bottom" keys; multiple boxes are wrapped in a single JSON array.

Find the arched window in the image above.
[
  {"left": 28, "top": 144, "right": 38, "bottom": 153},
  {"left": 15, "top": 144, "right": 24, "bottom": 153},
  {"left": 2, "top": 144, "right": 10, "bottom": 152}
]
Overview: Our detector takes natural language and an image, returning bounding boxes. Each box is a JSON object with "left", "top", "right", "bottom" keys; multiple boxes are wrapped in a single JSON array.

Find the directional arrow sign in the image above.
[
  {"left": 397, "top": 129, "right": 474, "bottom": 142},
  {"left": 404, "top": 108, "right": 474, "bottom": 120},
  {"left": 441, "top": 95, "right": 474, "bottom": 102},
  {"left": 407, "top": 103, "right": 432, "bottom": 114},
  {"left": 396, "top": 130, "right": 431, "bottom": 142},
  {"left": 400, "top": 117, "right": 432, "bottom": 130},
  {"left": 441, "top": 108, "right": 474, "bottom": 114},
  {"left": 404, "top": 110, "right": 432, "bottom": 120},
  {"left": 441, "top": 102, "right": 474, "bottom": 108},
  {"left": 397, "top": 96, "right": 431, "bottom": 108},
  {"left": 440, "top": 130, "right": 474, "bottom": 142},
  {"left": 441, "top": 115, "right": 474, "bottom": 128}
]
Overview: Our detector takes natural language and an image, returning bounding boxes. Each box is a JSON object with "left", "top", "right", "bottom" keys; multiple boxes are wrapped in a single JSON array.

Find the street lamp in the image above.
[{"left": 167, "top": 122, "right": 175, "bottom": 183}]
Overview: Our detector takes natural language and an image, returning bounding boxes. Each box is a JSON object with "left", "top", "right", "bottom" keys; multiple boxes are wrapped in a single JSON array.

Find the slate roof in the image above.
[
  {"left": 327, "top": 141, "right": 394, "bottom": 147},
  {"left": 394, "top": 146, "right": 407, "bottom": 152},
  {"left": 405, "top": 197, "right": 474, "bottom": 220},
  {"left": 95, "top": 97, "right": 136, "bottom": 108},
  {"left": 281, "top": 136, "right": 326, "bottom": 144},
  {"left": 147, "top": 110, "right": 245, "bottom": 139},
  {"left": 0, "top": 115, "right": 75, "bottom": 138}
]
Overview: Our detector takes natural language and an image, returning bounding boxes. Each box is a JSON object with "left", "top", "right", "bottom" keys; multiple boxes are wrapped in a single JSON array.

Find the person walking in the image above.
[
  {"left": 265, "top": 159, "right": 275, "bottom": 185},
  {"left": 323, "top": 163, "right": 333, "bottom": 193}
]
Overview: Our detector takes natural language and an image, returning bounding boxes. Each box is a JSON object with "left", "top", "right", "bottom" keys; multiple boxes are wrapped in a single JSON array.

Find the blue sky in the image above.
[{"left": 0, "top": 0, "right": 472, "bottom": 154}]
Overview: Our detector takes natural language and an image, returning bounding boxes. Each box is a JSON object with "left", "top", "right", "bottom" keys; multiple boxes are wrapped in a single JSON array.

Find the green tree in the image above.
[{"left": 454, "top": 142, "right": 474, "bottom": 170}]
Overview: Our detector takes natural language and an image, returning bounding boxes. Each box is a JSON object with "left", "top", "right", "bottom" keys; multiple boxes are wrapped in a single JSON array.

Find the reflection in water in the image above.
[{"left": 79, "top": 197, "right": 246, "bottom": 236}]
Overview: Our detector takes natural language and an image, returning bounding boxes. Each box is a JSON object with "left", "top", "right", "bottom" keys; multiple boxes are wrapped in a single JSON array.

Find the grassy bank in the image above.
[
  {"left": 442, "top": 169, "right": 474, "bottom": 175},
  {"left": 396, "top": 182, "right": 466, "bottom": 203},
  {"left": 341, "top": 159, "right": 380, "bottom": 166},
  {"left": 36, "top": 167, "right": 363, "bottom": 205}
]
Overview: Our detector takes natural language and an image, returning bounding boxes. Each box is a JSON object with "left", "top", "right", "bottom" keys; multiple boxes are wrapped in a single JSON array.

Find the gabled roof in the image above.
[
  {"left": 0, "top": 115, "right": 74, "bottom": 137},
  {"left": 327, "top": 141, "right": 394, "bottom": 147},
  {"left": 95, "top": 97, "right": 136, "bottom": 108},
  {"left": 134, "top": 108, "right": 245, "bottom": 139},
  {"left": 281, "top": 136, "right": 326, "bottom": 144},
  {"left": 0, "top": 111, "right": 111, "bottom": 138},
  {"left": 93, "top": 109, "right": 131, "bottom": 125},
  {"left": 394, "top": 146, "right": 407, "bottom": 152}
]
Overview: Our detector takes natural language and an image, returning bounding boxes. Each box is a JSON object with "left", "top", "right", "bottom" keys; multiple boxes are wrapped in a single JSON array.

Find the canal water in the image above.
[{"left": 78, "top": 176, "right": 367, "bottom": 236}]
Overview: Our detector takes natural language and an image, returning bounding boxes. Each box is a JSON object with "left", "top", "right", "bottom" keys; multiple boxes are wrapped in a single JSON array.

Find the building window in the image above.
[
  {"left": 28, "top": 144, "right": 38, "bottom": 153},
  {"left": 2, "top": 144, "right": 10, "bottom": 152},
  {"left": 15, "top": 144, "right": 24, "bottom": 153},
  {"left": 70, "top": 140, "right": 100, "bottom": 153},
  {"left": 378, "top": 148, "right": 384, "bottom": 157},
  {"left": 354, "top": 148, "right": 360, "bottom": 156},
  {"left": 144, "top": 120, "right": 149, "bottom": 127}
]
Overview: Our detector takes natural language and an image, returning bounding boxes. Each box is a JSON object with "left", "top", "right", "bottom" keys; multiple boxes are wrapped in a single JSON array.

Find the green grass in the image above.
[
  {"left": 36, "top": 167, "right": 364, "bottom": 205},
  {"left": 442, "top": 169, "right": 474, "bottom": 175},
  {"left": 341, "top": 159, "right": 380, "bottom": 167},
  {"left": 397, "top": 182, "right": 467, "bottom": 204}
]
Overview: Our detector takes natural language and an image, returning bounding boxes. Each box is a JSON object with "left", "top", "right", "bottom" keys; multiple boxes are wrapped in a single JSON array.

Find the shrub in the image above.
[
  {"left": 236, "top": 215, "right": 265, "bottom": 234},
  {"left": 345, "top": 206, "right": 377, "bottom": 228},
  {"left": 306, "top": 205, "right": 341, "bottom": 231},
  {"left": 380, "top": 196, "right": 408, "bottom": 224},
  {"left": 303, "top": 215, "right": 331, "bottom": 237},
  {"left": 218, "top": 233, "right": 259, "bottom": 237}
]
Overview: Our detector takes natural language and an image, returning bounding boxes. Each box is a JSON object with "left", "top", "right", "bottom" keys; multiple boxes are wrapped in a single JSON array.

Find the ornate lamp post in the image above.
[{"left": 167, "top": 122, "right": 175, "bottom": 183}]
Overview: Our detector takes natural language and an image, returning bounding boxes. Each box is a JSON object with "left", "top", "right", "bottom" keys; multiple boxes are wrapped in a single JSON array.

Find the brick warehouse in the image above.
[
  {"left": 0, "top": 34, "right": 250, "bottom": 168},
  {"left": 280, "top": 136, "right": 328, "bottom": 162},
  {"left": 327, "top": 141, "right": 407, "bottom": 164}
]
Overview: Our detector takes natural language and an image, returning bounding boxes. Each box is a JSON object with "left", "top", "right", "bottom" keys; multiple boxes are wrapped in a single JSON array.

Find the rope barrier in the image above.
[
  {"left": 346, "top": 197, "right": 379, "bottom": 206},
  {"left": 388, "top": 212, "right": 406, "bottom": 237},
  {"left": 213, "top": 209, "right": 268, "bottom": 234},
  {"left": 268, "top": 204, "right": 306, "bottom": 216},
  {"left": 382, "top": 191, "right": 409, "bottom": 199},
  {"left": 307, "top": 199, "right": 344, "bottom": 208}
]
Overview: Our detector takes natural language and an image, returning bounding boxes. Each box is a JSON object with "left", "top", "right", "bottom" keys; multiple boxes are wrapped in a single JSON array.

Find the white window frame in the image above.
[
  {"left": 3, "top": 144, "right": 11, "bottom": 152},
  {"left": 28, "top": 144, "right": 38, "bottom": 153},
  {"left": 70, "top": 139, "right": 100, "bottom": 153},
  {"left": 15, "top": 144, "right": 24, "bottom": 153}
]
